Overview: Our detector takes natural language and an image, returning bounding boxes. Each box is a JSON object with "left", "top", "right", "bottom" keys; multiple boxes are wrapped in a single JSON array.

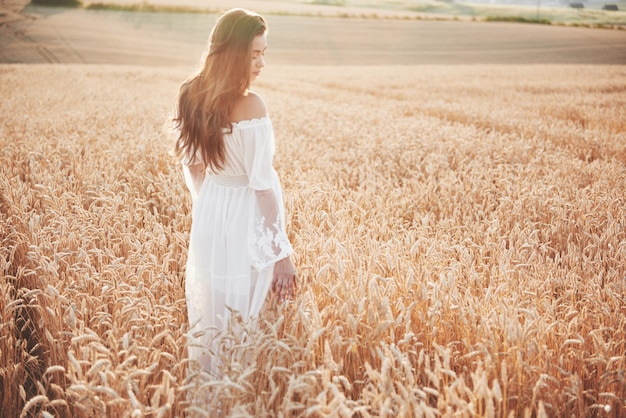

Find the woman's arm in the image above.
[
  {"left": 183, "top": 163, "right": 205, "bottom": 200},
  {"left": 255, "top": 189, "right": 297, "bottom": 300}
]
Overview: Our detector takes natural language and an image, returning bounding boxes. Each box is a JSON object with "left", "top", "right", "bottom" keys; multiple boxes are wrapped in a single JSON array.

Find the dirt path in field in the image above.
[{"left": 1, "top": 0, "right": 626, "bottom": 65}]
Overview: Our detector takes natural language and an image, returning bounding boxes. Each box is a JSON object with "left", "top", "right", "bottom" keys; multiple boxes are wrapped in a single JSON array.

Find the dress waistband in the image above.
[{"left": 208, "top": 174, "right": 249, "bottom": 187}]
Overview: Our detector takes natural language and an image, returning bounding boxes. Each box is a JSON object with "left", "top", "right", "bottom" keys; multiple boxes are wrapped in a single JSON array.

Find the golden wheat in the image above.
[{"left": 1, "top": 63, "right": 624, "bottom": 417}]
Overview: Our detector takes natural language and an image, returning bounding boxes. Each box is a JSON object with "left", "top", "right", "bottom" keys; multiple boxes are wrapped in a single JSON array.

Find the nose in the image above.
[{"left": 258, "top": 55, "right": 265, "bottom": 68}]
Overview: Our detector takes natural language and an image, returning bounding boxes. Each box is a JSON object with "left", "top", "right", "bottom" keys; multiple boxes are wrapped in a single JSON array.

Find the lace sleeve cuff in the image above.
[
  {"left": 249, "top": 214, "right": 294, "bottom": 271},
  {"left": 248, "top": 188, "right": 294, "bottom": 270}
]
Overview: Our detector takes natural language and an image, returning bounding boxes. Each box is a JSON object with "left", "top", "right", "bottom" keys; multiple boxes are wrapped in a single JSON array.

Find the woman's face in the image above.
[{"left": 250, "top": 33, "right": 267, "bottom": 82}]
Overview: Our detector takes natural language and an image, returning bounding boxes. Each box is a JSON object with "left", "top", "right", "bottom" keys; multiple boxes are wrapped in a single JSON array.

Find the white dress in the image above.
[{"left": 182, "top": 116, "right": 293, "bottom": 376}]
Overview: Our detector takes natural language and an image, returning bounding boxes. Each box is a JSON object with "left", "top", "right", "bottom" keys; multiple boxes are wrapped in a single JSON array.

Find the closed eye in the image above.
[{"left": 252, "top": 48, "right": 267, "bottom": 58}]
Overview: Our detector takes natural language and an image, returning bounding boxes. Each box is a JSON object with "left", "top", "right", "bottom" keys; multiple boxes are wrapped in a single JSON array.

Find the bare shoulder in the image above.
[{"left": 231, "top": 91, "right": 267, "bottom": 124}]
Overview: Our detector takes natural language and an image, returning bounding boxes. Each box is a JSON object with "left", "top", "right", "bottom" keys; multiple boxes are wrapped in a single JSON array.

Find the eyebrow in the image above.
[{"left": 252, "top": 47, "right": 267, "bottom": 53}]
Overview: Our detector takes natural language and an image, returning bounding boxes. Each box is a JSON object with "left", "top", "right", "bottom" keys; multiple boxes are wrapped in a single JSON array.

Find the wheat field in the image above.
[{"left": 1, "top": 63, "right": 625, "bottom": 417}]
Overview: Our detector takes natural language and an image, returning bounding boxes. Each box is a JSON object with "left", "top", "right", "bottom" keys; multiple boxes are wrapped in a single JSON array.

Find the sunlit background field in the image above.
[
  {"left": 1, "top": 63, "right": 624, "bottom": 416},
  {"left": 21, "top": 0, "right": 626, "bottom": 26}
]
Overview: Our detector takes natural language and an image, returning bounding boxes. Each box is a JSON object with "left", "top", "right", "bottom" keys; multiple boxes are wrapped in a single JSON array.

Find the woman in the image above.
[{"left": 173, "top": 8, "right": 297, "bottom": 376}]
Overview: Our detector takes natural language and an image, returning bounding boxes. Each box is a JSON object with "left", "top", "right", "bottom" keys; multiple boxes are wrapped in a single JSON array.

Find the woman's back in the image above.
[{"left": 216, "top": 115, "right": 275, "bottom": 179}]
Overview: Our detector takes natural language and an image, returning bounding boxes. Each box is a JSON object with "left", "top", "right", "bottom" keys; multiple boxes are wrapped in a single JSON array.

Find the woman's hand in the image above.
[{"left": 272, "top": 256, "right": 297, "bottom": 302}]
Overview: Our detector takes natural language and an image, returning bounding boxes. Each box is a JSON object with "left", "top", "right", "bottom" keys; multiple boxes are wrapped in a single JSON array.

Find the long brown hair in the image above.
[{"left": 173, "top": 9, "right": 267, "bottom": 171}]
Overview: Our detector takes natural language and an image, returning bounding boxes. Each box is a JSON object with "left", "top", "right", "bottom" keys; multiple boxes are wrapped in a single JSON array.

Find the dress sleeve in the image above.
[
  {"left": 241, "top": 119, "right": 294, "bottom": 270},
  {"left": 242, "top": 119, "right": 276, "bottom": 191},
  {"left": 181, "top": 163, "right": 203, "bottom": 202},
  {"left": 180, "top": 139, "right": 204, "bottom": 202}
]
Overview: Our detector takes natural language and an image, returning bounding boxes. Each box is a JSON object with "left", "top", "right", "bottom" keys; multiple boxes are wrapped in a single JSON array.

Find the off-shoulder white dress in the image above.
[{"left": 182, "top": 116, "right": 293, "bottom": 376}]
